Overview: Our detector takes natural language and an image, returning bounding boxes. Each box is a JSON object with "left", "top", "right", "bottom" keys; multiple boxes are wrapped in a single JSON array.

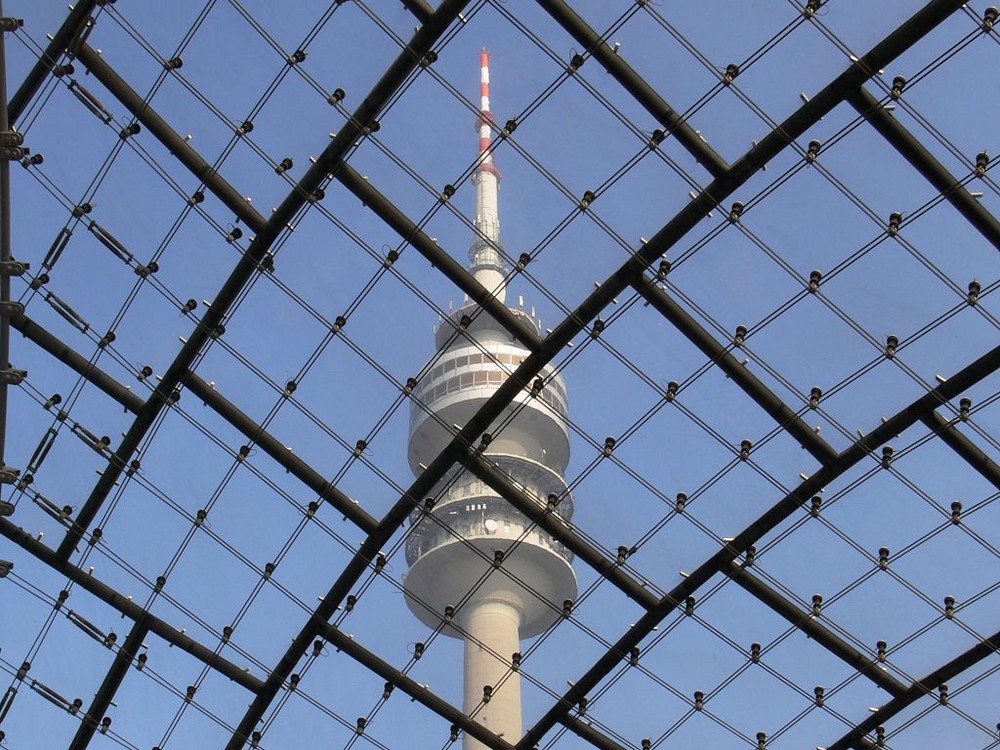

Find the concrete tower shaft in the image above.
[{"left": 403, "top": 51, "right": 576, "bottom": 750}]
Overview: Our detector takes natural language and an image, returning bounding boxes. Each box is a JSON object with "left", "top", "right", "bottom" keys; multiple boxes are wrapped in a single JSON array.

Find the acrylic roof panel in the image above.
[{"left": 0, "top": 1, "right": 999, "bottom": 749}]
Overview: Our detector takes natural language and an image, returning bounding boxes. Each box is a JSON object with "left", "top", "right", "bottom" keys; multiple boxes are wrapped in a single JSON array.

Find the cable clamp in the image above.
[
  {"left": 0, "top": 300, "right": 23, "bottom": 318},
  {"left": 0, "top": 260, "right": 28, "bottom": 276}
]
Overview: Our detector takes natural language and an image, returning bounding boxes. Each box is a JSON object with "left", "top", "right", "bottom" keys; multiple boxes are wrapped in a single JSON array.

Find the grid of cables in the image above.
[{"left": 0, "top": 1, "right": 998, "bottom": 749}]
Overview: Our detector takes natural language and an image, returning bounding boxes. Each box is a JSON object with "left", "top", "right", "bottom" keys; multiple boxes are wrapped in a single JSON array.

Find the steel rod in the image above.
[
  {"left": 322, "top": 623, "right": 517, "bottom": 750},
  {"left": 10, "top": 313, "right": 144, "bottom": 414},
  {"left": 0, "top": 515, "right": 263, "bottom": 692},
  {"left": 184, "top": 372, "right": 377, "bottom": 533},
  {"left": 465, "top": 450, "right": 658, "bottom": 609},
  {"left": 632, "top": 273, "right": 838, "bottom": 465},
  {"left": 336, "top": 164, "right": 542, "bottom": 351},
  {"left": 921, "top": 410, "right": 1000, "bottom": 490},
  {"left": 847, "top": 86, "right": 1000, "bottom": 253},
  {"left": 0, "top": 0, "right": 11, "bottom": 470},
  {"left": 75, "top": 45, "right": 266, "bottom": 234},
  {"left": 825, "top": 625, "right": 1000, "bottom": 750},
  {"left": 8, "top": 0, "right": 98, "bottom": 123},
  {"left": 728, "top": 563, "right": 908, "bottom": 696},
  {"left": 67, "top": 619, "right": 150, "bottom": 750},
  {"left": 536, "top": 0, "right": 729, "bottom": 178}
]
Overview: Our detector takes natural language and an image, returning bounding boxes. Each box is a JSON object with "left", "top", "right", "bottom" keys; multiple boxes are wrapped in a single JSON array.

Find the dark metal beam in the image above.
[
  {"left": 321, "top": 624, "right": 517, "bottom": 750},
  {"left": 75, "top": 44, "right": 266, "bottom": 234},
  {"left": 632, "top": 273, "right": 839, "bottom": 465},
  {"left": 68, "top": 619, "right": 149, "bottom": 750},
  {"left": 399, "top": 0, "right": 433, "bottom": 23},
  {"left": 727, "top": 563, "right": 908, "bottom": 696},
  {"left": 323, "top": 618, "right": 627, "bottom": 750},
  {"left": 535, "top": 0, "right": 730, "bottom": 179},
  {"left": 10, "top": 313, "right": 145, "bottom": 414},
  {"left": 220, "top": 3, "right": 476, "bottom": 746},
  {"left": 336, "top": 164, "right": 542, "bottom": 351},
  {"left": 0, "top": 515, "right": 263, "bottom": 692},
  {"left": 825, "top": 625, "right": 1000, "bottom": 750},
  {"left": 8, "top": 0, "right": 98, "bottom": 123},
  {"left": 0, "top": 1, "right": 13, "bottom": 470},
  {"left": 561, "top": 715, "right": 628, "bottom": 750},
  {"left": 921, "top": 410, "right": 1000, "bottom": 490},
  {"left": 183, "top": 372, "right": 378, "bottom": 533},
  {"left": 847, "top": 86, "right": 1000, "bottom": 253}
]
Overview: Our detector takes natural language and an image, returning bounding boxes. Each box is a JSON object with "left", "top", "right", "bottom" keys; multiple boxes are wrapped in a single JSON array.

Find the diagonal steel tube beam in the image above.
[
  {"left": 399, "top": 0, "right": 433, "bottom": 24},
  {"left": 465, "top": 450, "right": 658, "bottom": 608},
  {"left": 75, "top": 44, "right": 266, "bottom": 234},
  {"left": 632, "top": 273, "right": 839, "bottom": 464},
  {"left": 60, "top": 0, "right": 467, "bottom": 563},
  {"left": 217, "top": 4, "right": 477, "bottom": 747},
  {"left": 0, "top": 516, "right": 263, "bottom": 692},
  {"left": 847, "top": 86, "right": 1000, "bottom": 253},
  {"left": 518, "top": 339, "right": 998, "bottom": 748},
  {"left": 0, "top": 0, "right": 12, "bottom": 470},
  {"left": 184, "top": 373, "right": 377, "bottom": 533},
  {"left": 727, "top": 563, "right": 908, "bottom": 696},
  {"left": 560, "top": 715, "right": 628, "bottom": 750},
  {"left": 8, "top": 0, "right": 98, "bottom": 123},
  {"left": 67, "top": 618, "right": 149, "bottom": 750},
  {"left": 321, "top": 624, "right": 517, "bottom": 750},
  {"left": 10, "top": 313, "right": 145, "bottom": 414},
  {"left": 321, "top": 602, "right": 627, "bottom": 750},
  {"left": 535, "top": 0, "right": 730, "bottom": 179},
  {"left": 920, "top": 410, "right": 1000, "bottom": 490},
  {"left": 336, "top": 164, "right": 543, "bottom": 350},
  {"left": 825, "top": 625, "right": 1000, "bottom": 750}
]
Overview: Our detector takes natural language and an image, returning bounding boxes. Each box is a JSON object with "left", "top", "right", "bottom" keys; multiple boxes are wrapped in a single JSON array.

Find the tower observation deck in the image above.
[{"left": 403, "top": 50, "right": 577, "bottom": 749}]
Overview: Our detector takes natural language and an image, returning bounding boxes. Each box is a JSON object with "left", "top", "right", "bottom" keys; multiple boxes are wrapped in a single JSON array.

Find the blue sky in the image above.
[{"left": 1, "top": 2, "right": 999, "bottom": 749}]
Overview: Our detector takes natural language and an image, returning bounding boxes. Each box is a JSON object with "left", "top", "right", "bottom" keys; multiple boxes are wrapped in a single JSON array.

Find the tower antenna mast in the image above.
[{"left": 469, "top": 48, "right": 507, "bottom": 303}]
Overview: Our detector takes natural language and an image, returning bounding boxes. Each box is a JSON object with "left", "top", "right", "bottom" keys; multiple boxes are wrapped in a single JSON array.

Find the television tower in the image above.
[{"left": 404, "top": 50, "right": 577, "bottom": 749}]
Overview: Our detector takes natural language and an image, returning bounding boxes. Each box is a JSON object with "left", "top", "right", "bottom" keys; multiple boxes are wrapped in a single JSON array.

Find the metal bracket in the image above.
[
  {"left": 0, "top": 468, "right": 17, "bottom": 487},
  {"left": 0, "top": 260, "right": 28, "bottom": 276},
  {"left": 0, "top": 145, "right": 27, "bottom": 161},
  {"left": 0, "top": 369, "right": 27, "bottom": 385},
  {"left": 0, "top": 300, "right": 24, "bottom": 318},
  {"left": 0, "top": 17, "right": 23, "bottom": 33}
]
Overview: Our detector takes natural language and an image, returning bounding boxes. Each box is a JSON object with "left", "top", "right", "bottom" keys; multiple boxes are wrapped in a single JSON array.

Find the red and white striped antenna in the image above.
[
  {"left": 476, "top": 48, "right": 500, "bottom": 179},
  {"left": 469, "top": 48, "right": 506, "bottom": 301}
]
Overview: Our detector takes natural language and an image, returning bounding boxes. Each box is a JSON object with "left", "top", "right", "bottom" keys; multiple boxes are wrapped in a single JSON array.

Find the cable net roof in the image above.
[{"left": 1, "top": 1, "right": 999, "bottom": 748}]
